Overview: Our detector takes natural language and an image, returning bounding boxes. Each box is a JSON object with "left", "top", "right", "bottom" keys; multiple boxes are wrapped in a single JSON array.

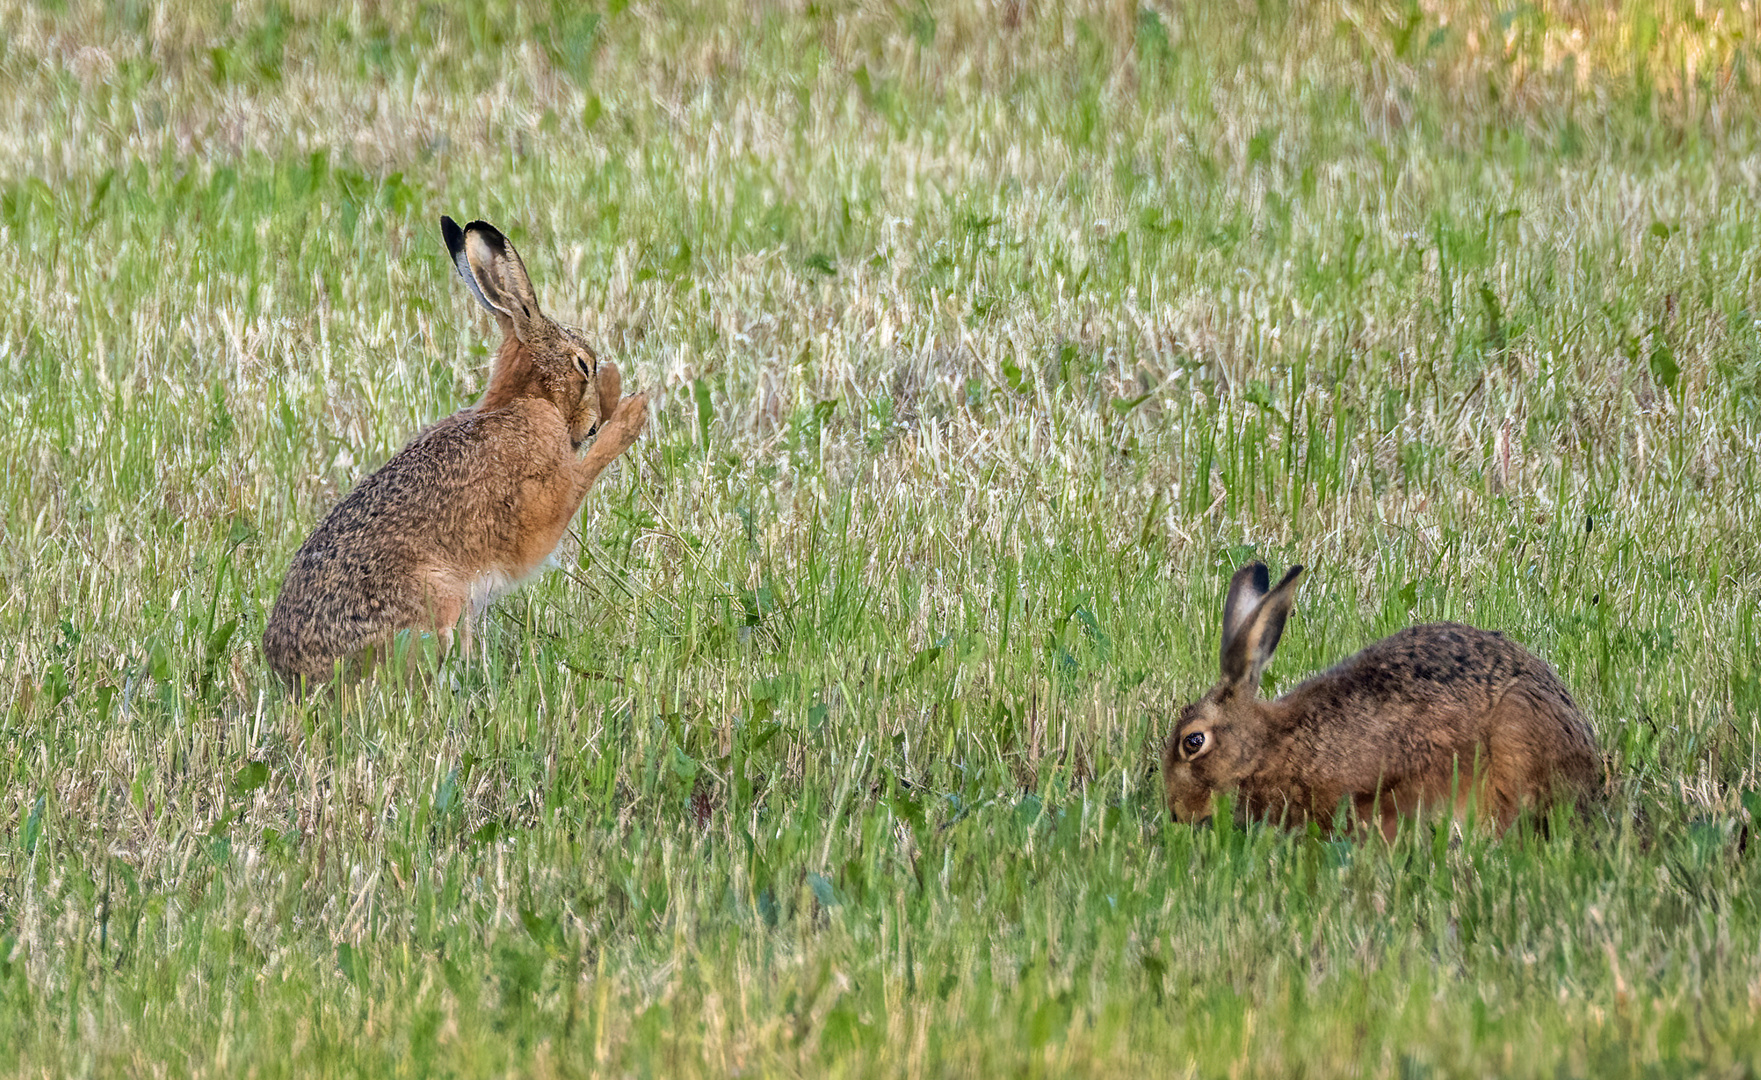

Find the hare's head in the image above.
[
  {"left": 1163, "top": 561, "right": 1304, "bottom": 823},
  {"left": 442, "top": 217, "right": 619, "bottom": 445}
]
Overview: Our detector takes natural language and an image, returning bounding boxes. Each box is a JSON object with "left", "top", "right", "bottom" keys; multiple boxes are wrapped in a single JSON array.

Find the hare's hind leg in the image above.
[
  {"left": 429, "top": 593, "right": 469, "bottom": 667},
  {"left": 1482, "top": 689, "right": 1572, "bottom": 831}
]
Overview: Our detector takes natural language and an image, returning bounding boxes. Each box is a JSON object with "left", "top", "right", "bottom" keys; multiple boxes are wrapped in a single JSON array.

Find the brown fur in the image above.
[
  {"left": 1162, "top": 562, "right": 1600, "bottom": 836},
  {"left": 262, "top": 218, "right": 648, "bottom": 688}
]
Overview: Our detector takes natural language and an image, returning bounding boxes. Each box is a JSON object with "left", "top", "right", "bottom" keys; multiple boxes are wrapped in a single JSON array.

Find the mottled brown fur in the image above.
[
  {"left": 263, "top": 218, "right": 648, "bottom": 687},
  {"left": 1162, "top": 562, "right": 1599, "bottom": 836}
]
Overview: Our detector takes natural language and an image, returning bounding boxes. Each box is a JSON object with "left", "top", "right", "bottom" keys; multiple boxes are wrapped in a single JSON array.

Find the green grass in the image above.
[{"left": 3, "top": 0, "right": 1761, "bottom": 1074}]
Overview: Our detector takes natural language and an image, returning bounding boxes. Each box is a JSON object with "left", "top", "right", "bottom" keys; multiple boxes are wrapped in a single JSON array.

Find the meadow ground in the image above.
[{"left": 3, "top": 0, "right": 1761, "bottom": 1075}]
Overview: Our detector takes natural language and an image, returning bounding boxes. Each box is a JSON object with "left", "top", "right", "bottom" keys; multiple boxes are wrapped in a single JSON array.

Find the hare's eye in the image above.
[
  {"left": 1182, "top": 731, "right": 1207, "bottom": 757},
  {"left": 572, "top": 352, "right": 593, "bottom": 380}
]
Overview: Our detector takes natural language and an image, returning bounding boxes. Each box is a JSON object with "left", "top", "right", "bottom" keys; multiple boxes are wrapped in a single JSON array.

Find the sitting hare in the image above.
[
  {"left": 1163, "top": 562, "right": 1599, "bottom": 836},
  {"left": 263, "top": 217, "right": 648, "bottom": 687}
]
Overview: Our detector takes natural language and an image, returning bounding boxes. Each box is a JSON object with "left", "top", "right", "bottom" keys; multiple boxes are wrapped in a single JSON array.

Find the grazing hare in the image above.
[
  {"left": 1162, "top": 562, "right": 1599, "bottom": 836},
  {"left": 263, "top": 217, "right": 648, "bottom": 687}
]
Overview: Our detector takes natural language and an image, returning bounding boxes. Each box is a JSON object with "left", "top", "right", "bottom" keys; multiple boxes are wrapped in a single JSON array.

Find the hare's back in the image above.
[
  {"left": 1289, "top": 622, "right": 1574, "bottom": 721},
  {"left": 296, "top": 420, "right": 473, "bottom": 552},
  {"left": 1275, "top": 622, "right": 1593, "bottom": 803},
  {"left": 301, "top": 407, "right": 571, "bottom": 550}
]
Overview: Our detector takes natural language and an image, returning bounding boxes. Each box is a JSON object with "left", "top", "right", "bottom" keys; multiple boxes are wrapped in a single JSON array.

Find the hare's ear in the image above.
[
  {"left": 441, "top": 217, "right": 544, "bottom": 343},
  {"left": 1220, "top": 562, "right": 1270, "bottom": 661},
  {"left": 1220, "top": 564, "right": 1303, "bottom": 693},
  {"left": 441, "top": 216, "right": 500, "bottom": 320}
]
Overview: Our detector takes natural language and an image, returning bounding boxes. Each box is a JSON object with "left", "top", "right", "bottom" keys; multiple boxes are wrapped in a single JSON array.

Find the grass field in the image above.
[{"left": 4, "top": 0, "right": 1761, "bottom": 1075}]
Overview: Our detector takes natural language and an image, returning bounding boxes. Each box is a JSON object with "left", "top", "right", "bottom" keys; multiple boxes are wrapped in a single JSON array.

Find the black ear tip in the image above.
[
  {"left": 1250, "top": 561, "right": 1270, "bottom": 592},
  {"left": 441, "top": 215, "right": 464, "bottom": 251}
]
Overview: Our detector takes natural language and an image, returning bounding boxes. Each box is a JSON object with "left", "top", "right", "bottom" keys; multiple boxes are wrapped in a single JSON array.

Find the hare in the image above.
[
  {"left": 1162, "top": 562, "right": 1599, "bottom": 836},
  {"left": 263, "top": 217, "right": 648, "bottom": 688}
]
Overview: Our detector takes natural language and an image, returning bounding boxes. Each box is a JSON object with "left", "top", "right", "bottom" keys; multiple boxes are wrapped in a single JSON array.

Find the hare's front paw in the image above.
[{"left": 604, "top": 393, "right": 649, "bottom": 440}]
